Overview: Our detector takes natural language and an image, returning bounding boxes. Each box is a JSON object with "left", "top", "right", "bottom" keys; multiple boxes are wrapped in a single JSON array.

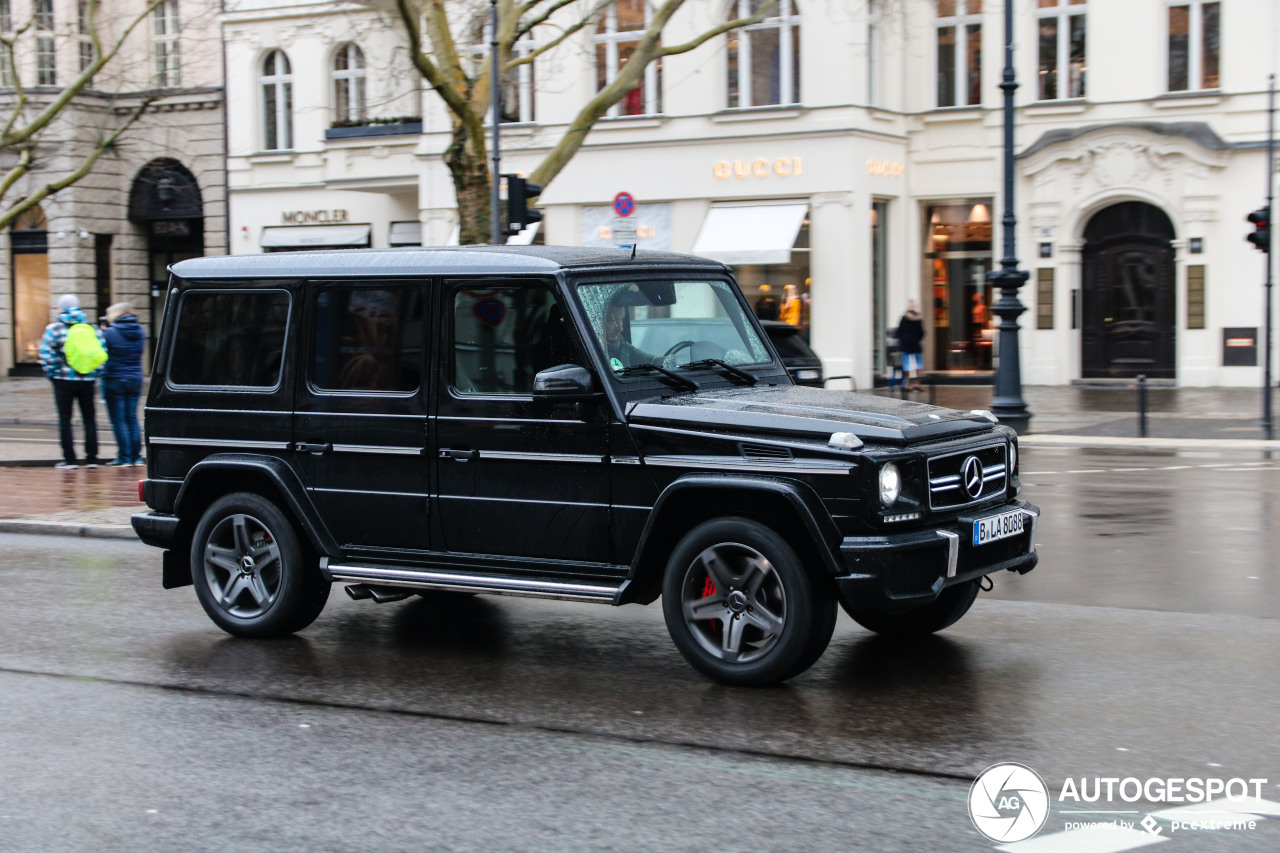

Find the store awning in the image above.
[
  {"left": 505, "top": 221, "right": 540, "bottom": 246},
  {"left": 691, "top": 202, "right": 808, "bottom": 265},
  {"left": 260, "top": 224, "right": 371, "bottom": 249},
  {"left": 387, "top": 221, "right": 421, "bottom": 246}
]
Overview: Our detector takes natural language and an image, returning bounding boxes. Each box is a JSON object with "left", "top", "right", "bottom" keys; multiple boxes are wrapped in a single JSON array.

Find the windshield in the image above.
[{"left": 576, "top": 278, "right": 772, "bottom": 376}]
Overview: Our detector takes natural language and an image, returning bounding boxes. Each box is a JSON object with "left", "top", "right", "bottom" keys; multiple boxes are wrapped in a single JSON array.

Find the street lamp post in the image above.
[
  {"left": 489, "top": 0, "right": 502, "bottom": 246},
  {"left": 988, "top": 0, "right": 1032, "bottom": 434}
]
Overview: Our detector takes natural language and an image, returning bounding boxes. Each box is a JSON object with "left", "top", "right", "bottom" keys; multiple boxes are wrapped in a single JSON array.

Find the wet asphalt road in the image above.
[{"left": 2, "top": 445, "right": 1280, "bottom": 851}]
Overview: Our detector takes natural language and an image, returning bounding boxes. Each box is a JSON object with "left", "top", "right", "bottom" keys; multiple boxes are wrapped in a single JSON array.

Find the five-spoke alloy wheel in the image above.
[
  {"left": 662, "top": 517, "right": 833, "bottom": 686},
  {"left": 191, "top": 492, "right": 329, "bottom": 638}
]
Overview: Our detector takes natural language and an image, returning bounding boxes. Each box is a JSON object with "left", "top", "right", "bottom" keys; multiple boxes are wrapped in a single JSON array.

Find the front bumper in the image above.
[{"left": 835, "top": 500, "right": 1039, "bottom": 609}]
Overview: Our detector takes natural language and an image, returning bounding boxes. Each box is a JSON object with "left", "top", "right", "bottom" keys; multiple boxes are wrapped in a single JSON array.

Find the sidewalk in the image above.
[{"left": 0, "top": 375, "right": 1274, "bottom": 540}]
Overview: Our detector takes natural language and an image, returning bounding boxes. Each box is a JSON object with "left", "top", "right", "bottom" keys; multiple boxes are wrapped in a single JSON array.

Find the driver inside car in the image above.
[{"left": 600, "top": 292, "right": 659, "bottom": 370}]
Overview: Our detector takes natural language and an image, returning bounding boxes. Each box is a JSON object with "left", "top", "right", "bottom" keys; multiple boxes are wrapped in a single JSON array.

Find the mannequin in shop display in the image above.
[
  {"left": 754, "top": 285, "right": 781, "bottom": 320},
  {"left": 779, "top": 284, "right": 801, "bottom": 326}
]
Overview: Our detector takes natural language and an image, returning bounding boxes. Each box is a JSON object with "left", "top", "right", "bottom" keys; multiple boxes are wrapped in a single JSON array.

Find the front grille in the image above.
[{"left": 927, "top": 443, "right": 1007, "bottom": 510}]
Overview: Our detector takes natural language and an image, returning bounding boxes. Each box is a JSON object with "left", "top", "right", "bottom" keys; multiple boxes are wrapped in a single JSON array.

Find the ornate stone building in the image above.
[{"left": 1, "top": 0, "right": 225, "bottom": 375}]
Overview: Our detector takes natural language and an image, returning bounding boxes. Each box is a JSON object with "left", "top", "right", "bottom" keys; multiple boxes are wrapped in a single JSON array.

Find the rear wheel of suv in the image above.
[
  {"left": 843, "top": 579, "right": 979, "bottom": 638},
  {"left": 190, "top": 492, "right": 330, "bottom": 638},
  {"left": 662, "top": 518, "right": 833, "bottom": 686}
]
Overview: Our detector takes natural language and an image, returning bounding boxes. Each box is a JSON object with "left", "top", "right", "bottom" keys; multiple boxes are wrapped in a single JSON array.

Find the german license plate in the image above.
[{"left": 973, "top": 510, "right": 1024, "bottom": 546}]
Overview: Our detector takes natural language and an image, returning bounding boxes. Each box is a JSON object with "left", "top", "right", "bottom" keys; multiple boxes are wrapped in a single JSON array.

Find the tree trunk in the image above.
[{"left": 446, "top": 123, "right": 493, "bottom": 246}]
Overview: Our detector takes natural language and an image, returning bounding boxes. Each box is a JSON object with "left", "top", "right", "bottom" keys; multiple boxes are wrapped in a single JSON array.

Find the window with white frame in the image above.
[
  {"left": 727, "top": 0, "right": 800, "bottom": 109},
  {"left": 153, "top": 0, "right": 180, "bottom": 87},
  {"left": 0, "top": 0, "right": 13, "bottom": 87},
  {"left": 332, "top": 43, "right": 366, "bottom": 123},
  {"left": 595, "top": 0, "right": 660, "bottom": 117},
  {"left": 35, "top": 0, "right": 55, "bottom": 86},
  {"left": 1036, "top": 0, "right": 1085, "bottom": 100},
  {"left": 77, "top": 1, "right": 95, "bottom": 76},
  {"left": 470, "top": 23, "right": 535, "bottom": 123},
  {"left": 261, "top": 50, "right": 293, "bottom": 150},
  {"left": 1168, "top": 1, "right": 1218, "bottom": 92},
  {"left": 935, "top": 0, "right": 981, "bottom": 108}
]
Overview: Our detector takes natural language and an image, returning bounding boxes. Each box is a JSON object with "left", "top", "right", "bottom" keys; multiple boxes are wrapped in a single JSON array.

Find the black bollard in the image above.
[{"left": 1137, "top": 374, "right": 1148, "bottom": 438}]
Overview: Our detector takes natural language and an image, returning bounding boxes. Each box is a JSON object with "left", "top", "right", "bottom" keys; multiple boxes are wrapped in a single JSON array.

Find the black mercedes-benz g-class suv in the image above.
[{"left": 133, "top": 246, "right": 1039, "bottom": 686}]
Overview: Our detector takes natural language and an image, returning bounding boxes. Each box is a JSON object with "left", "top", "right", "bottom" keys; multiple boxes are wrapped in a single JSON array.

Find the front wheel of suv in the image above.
[
  {"left": 190, "top": 492, "right": 330, "bottom": 638},
  {"left": 842, "top": 579, "right": 980, "bottom": 638},
  {"left": 661, "top": 517, "right": 833, "bottom": 687}
]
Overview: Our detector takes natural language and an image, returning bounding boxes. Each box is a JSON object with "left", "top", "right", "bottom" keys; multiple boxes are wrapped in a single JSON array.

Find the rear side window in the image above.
[
  {"left": 311, "top": 286, "right": 424, "bottom": 393},
  {"left": 768, "top": 329, "right": 816, "bottom": 360},
  {"left": 169, "top": 290, "right": 291, "bottom": 388}
]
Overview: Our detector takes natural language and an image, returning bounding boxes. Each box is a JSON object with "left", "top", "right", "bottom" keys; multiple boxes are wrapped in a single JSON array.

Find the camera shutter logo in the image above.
[
  {"left": 961, "top": 455, "right": 984, "bottom": 499},
  {"left": 969, "top": 763, "right": 1050, "bottom": 843}
]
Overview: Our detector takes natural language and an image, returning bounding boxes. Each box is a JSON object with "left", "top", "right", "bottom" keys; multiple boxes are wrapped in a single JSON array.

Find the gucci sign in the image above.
[{"left": 713, "top": 158, "right": 803, "bottom": 180}]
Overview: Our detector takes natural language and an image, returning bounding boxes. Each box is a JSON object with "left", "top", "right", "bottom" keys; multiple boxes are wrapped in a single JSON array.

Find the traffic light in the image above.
[
  {"left": 504, "top": 174, "right": 543, "bottom": 236},
  {"left": 1247, "top": 205, "right": 1271, "bottom": 253}
]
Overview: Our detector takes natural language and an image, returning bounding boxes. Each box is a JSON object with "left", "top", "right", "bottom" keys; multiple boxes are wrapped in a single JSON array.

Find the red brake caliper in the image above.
[{"left": 701, "top": 577, "right": 720, "bottom": 634}]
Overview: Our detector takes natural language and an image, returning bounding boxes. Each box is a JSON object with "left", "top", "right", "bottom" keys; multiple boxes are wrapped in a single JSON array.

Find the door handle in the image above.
[
  {"left": 440, "top": 448, "right": 479, "bottom": 462},
  {"left": 296, "top": 442, "right": 333, "bottom": 455}
]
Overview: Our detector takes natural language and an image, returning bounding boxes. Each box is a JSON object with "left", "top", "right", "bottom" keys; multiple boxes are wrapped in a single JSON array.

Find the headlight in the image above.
[
  {"left": 1009, "top": 440, "right": 1018, "bottom": 473},
  {"left": 879, "top": 462, "right": 901, "bottom": 507}
]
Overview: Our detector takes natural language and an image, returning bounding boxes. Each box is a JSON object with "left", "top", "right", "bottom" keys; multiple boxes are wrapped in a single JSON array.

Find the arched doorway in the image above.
[
  {"left": 1081, "top": 201, "right": 1176, "bottom": 379},
  {"left": 128, "top": 159, "right": 204, "bottom": 350}
]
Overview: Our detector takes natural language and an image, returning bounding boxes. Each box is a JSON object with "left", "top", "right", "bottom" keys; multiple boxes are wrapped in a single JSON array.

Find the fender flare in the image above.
[
  {"left": 175, "top": 454, "right": 338, "bottom": 557},
  {"left": 617, "top": 473, "right": 845, "bottom": 605}
]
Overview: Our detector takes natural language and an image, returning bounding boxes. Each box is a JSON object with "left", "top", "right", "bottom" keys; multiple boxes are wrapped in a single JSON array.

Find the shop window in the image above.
[
  {"left": 872, "top": 199, "right": 890, "bottom": 375},
  {"left": 35, "top": 0, "right": 55, "bottom": 86},
  {"left": 727, "top": 0, "right": 800, "bottom": 109},
  {"left": 1037, "top": 269, "right": 1055, "bottom": 330},
  {"left": 170, "top": 290, "right": 291, "bottom": 388},
  {"left": 0, "top": 0, "right": 11, "bottom": 31},
  {"left": 1037, "top": 0, "right": 1085, "bottom": 101},
  {"left": 595, "top": 0, "right": 660, "bottom": 117},
  {"left": 924, "top": 201, "right": 994, "bottom": 371},
  {"left": 1186, "top": 265, "right": 1206, "bottom": 329},
  {"left": 153, "top": 0, "right": 180, "bottom": 87},
  {"left": 935, "top": 0, "right": 981, "bottom": 108},
  {"left": 11, "top": 206, "right": 50, "bottom": 366},
  {"left": 471, "top": 22, "right": 536, "bottom": 123},
  {"left": 332, "top": 43, "right": 366, "bottom": 123},
  {"left": 261, "top": 50, "right": 293, "bottom": 150},
  {"left": 1168, "top": 1, "right": 1218, "bottom": 92}
]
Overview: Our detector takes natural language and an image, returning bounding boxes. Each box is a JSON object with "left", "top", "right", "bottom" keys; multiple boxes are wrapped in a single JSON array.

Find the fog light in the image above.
[{"left": 879, "top": 462, "right": 901, "bottom": 507}]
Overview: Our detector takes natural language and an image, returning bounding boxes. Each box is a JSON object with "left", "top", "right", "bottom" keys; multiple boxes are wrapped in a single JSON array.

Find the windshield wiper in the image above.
[
  {"left": 677, "top": 358, "right": 758, "bottom": 385},
  {"left": 614, "top": 363, "right": 699, "bottom": 391}
]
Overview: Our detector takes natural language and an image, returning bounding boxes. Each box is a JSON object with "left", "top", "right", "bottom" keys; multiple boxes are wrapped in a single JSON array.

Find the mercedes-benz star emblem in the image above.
[{"left": 961, "top": 455, "right": 984, "bottom": 499}]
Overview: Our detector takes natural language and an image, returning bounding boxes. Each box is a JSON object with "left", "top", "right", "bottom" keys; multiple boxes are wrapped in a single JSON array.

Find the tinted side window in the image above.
[
  {"left": 170, "top": 290, "right": 290, "bottom": 388},
  {"left": 312, "top": 286, "right": 423, "bottom": 393},
  {"left": 452, "top": 284, "right": 577, "bottom": 395}
]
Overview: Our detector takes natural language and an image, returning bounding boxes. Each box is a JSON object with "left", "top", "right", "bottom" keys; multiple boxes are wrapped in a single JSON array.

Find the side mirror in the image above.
[{"left": 533, "top": 364, "right": 599, "bottom": 399}]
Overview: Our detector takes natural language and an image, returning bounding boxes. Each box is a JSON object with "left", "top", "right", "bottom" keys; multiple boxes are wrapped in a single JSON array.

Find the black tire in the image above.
[
  {"left": 842, "top": 579, "right": 980, "bottom": 638},
  {"left": 190, "top": 492, "right": 330, "bottom": 638},
  {"left": 661, "top": 517, "right": 830, "bottom": 686}
]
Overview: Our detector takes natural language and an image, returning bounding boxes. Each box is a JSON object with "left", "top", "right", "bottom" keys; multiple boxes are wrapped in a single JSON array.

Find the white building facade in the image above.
[{"left": 223, "top": 0, "right": 1280, "bottom": 388}]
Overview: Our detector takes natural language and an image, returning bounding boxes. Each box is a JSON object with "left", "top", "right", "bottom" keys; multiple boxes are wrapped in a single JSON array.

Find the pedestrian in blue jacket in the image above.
[
  {"left": 101, "top": 302, "right": 147, "bottom": 466},
  {"left": 39, "top": 294, "right": 106, "bottom": 468}
]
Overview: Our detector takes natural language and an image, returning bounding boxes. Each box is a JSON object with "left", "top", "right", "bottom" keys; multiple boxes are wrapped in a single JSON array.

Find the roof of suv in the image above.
[{"left": 170, "top": 245, "right": 728, "bottom": 280}]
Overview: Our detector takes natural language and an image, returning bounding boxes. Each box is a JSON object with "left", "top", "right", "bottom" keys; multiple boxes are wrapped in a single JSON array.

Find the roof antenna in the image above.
[{"left": 629, "top": 242, "right": 637, "bottom": 260}]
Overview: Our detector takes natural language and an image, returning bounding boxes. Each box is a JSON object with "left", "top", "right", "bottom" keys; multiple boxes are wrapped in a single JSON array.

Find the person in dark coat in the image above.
[
  {"left": 101, "top": 302, "right": 147, "bottom": 466},
  {"left": 896, "top": 299, "right": 925, "bottom": 391}
]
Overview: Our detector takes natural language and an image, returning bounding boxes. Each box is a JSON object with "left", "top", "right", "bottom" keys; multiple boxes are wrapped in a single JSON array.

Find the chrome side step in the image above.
[{"left": 326, "top": 562, "right": 622, "bottom": 604}]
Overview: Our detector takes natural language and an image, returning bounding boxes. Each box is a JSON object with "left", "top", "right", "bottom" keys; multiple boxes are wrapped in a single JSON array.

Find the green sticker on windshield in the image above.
[{"left": 610, "top": 358, "right": 624, "bottom": 372}]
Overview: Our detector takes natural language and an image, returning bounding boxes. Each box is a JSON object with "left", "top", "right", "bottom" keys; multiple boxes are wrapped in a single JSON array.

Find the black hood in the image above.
[{"left": 625, "top": 385, "right": 995, "bottom": 444}]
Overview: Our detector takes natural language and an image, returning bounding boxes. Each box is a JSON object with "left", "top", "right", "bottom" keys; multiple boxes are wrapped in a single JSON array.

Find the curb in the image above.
[
  {"left": 1021, "top": 434, "right": 1280, "bottom": 450},
  {"left": 0, "top": 519, "right": 137, "bottom": 540}
]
